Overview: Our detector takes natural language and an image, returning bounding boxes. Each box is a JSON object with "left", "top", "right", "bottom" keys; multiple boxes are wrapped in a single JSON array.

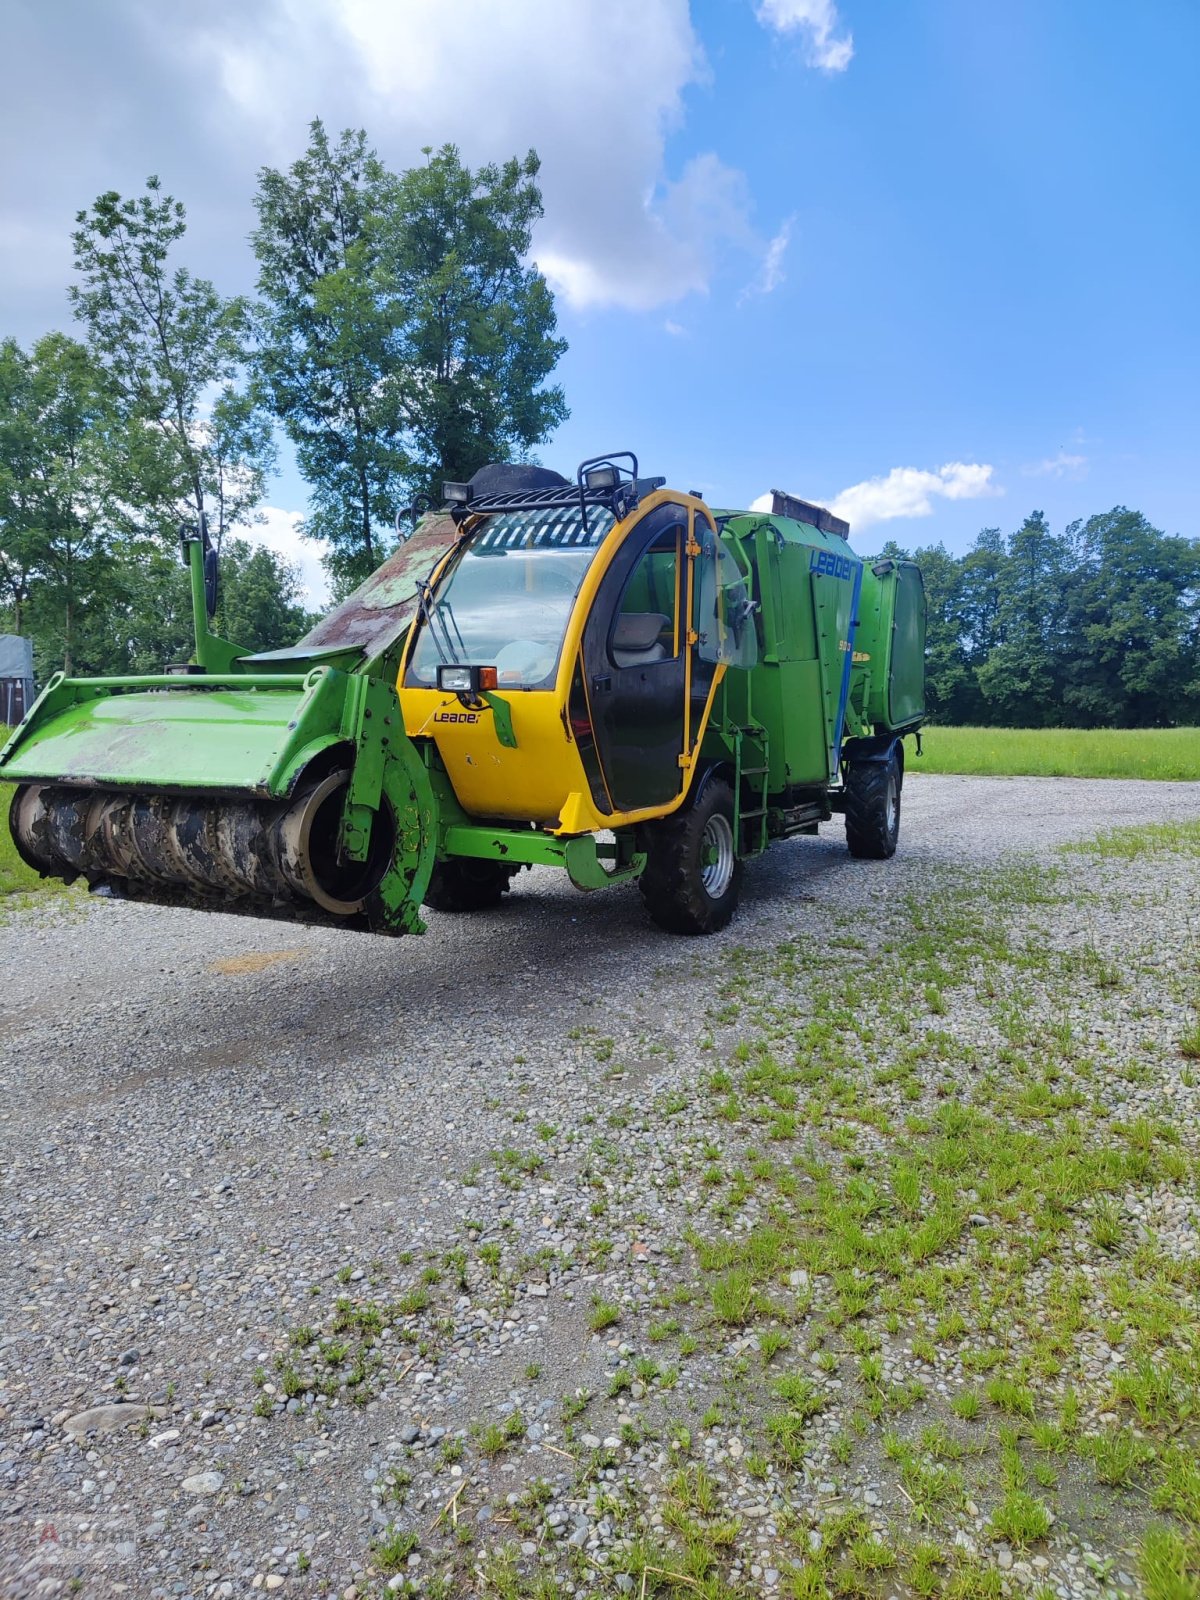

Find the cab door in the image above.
[
  {"left": 579, "top": 504, "right": 689, "bottom": 814},
  {"left": 578, "top": 502, "right": 732, "bottom": 817}
]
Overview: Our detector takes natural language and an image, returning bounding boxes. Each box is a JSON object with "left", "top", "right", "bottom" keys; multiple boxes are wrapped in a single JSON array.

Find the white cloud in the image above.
[
  {"left": 739, "top": 213, "right": 795, "bottom": 302},
  {"left": 234, "top": 506, "right": 332, "bottom": 609},
  {"left": 828, "top": 462, "right": 1000, "bottom": 531},
  {"left": 755, "top": 0, "right": 854, "bottom": 71},
  {"left": 663, "top": 320, "right": 689, "bottom": 337},
  {"left": 750, "top": 463, "right": 999, "bottom": 528},
  {"left": 537, "top": 151, "right": 754, "bottom": 311},
  {"left": 2, "top": 0, "right": 841, "bottom": 340},
  {"left": 184, "top": 0, "right": 756, "bottom": 313},
  {"left": 1023, "top": 452, "right": 1088, "bottom": 479}
]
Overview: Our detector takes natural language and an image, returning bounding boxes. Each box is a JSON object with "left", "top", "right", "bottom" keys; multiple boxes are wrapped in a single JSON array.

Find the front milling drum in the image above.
[{"left": 10, "top": 772, "right": 396, "bottom": 921}]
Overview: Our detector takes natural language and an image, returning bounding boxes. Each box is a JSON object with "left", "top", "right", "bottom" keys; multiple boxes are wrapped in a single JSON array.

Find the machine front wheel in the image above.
[
  {"left": 423, "top": 859, "right": 517, "bottom": 913},
  {"left": 844, "top": 754, "right": 901, "bottom": 859},
  {"left": 639, "top": 777, "right": 743, "bottom": 935}
]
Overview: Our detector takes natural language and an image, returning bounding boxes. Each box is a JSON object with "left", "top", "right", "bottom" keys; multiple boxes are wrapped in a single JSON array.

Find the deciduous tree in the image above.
[
  {"left": 0, "top": 333, "right": 115, "bottom": 674},
  {"left": 70, "top": 177, "right": 273, "bottom": 549},
  {"left": 252, "top": 124, "right": 567, "bottom": 593}
]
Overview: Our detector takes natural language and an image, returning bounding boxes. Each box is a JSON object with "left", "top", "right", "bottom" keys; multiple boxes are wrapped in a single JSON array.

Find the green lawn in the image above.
[
  {"left": 0, "top": 784, "right": 52, "bottom": 897},
  {"left": 911, "top": 725, "right": 1200, "bottom": 781},
  {"left": 0, "top": 726, "right": 64, "bottom": 898}
]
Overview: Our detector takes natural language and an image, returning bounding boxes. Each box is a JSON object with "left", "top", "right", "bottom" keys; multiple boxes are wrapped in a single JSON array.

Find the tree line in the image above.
[
  {"left": 0, "top": 122, "right": 566, "bottom": 680},
  {"left": 880, "top": 509, "right": 1200, "bottom": 727}
]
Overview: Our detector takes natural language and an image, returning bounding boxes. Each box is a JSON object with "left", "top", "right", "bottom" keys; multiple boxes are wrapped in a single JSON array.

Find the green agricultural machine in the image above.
[{"left": 2, "top": 455, "right": 925, "bottom": 935}]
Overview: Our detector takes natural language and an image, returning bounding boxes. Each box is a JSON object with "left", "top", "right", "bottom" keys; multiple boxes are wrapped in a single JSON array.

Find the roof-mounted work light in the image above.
[
  {"left": 583, "top": 463, "right": 620, "bottom": 492},
  {"left": 442, "top": 481, "right": 472, "bottom": 505}
]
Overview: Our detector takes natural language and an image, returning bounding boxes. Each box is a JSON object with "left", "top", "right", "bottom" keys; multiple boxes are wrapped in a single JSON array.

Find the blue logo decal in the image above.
[{"left": 810, "top": 549, "right": 856, "bottom": 582}]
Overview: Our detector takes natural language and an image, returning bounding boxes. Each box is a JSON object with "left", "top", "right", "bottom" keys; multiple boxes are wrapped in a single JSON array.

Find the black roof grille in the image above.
[{"left": 466, "top": 484, "right": 618, "bottom": 516}]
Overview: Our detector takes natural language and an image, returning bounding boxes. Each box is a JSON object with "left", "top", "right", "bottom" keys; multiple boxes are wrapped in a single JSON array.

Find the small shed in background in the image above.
[{"left": 0, "top": 635, "right": 35, "bottom": 726}]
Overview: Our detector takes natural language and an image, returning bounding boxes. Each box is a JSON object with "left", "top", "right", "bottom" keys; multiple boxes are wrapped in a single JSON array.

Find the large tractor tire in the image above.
[
  {"left": 844, "top": 751, "right": 901, "bottom": 860},
  {"left": 639, "top": 777, "right": 742, "bottom": 935},
  {"left": 423, "top": 859, "right": 518, "bottom": 913}
]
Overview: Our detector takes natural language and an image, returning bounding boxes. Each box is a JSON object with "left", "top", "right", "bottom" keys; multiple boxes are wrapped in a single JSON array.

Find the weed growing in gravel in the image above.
[
  {"left": 373, "top": 1525, "right": 419, "bottom": 1571},
  {"left": 989, "top": 1490, "right": 1052, "bottom": 1547},
  {"left": 474, "top": 1410, "right": 526, "bottom": 1456},
  {"left": 588, "top": 1295, "right": 621, "bottom": 1331}
]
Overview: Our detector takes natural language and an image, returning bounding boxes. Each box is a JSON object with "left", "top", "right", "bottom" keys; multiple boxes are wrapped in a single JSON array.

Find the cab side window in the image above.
[{"left": 609, "top": 527, "right": 680, "bottom": 667}]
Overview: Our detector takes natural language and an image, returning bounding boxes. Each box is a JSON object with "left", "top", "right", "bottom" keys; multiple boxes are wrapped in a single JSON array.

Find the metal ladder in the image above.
[{"left": 734, "top": 723, "right": 771, "bottom": 856}]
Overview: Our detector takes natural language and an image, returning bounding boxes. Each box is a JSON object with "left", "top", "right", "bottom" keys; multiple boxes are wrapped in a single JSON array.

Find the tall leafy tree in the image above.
[
  {"left": 976, "top": 512, "right": 1070, "bottom": 725},
  {"left": 218, "top": 539, "right": 314, "bottom": 652},
  {"left": 88, "top": 540, "right": 312, "bottom": 676},
  {"left": 956, "top": 527, "right": 1007, "bottom": 673},
  {"left": 0, "top": 333, "right": 115, "bottom": 675},
  {"left": 252, "top": 124, "right": 568, "bottom": 592},
  {"left": 251, "top": 124, "right": 406, "bottom": 592},
  {"left": 388, "top": 145, "right": 568, "bottom": 501},
  {"left": 1062, "top": 508, "right": 1200, "bottom": 726},
  {"left": 69, "top": 177, "right": 273, "bottom": 549}
]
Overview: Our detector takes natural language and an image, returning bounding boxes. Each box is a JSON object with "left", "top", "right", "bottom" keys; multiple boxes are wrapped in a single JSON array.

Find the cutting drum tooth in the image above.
[
  {"left": 127, "top": 794, "right": 189, "bottom": 885},
  {"left": 168, "top": 797, "right": 255, "bottom": 898},
  {"left": 213, "top": 799, "right": 289, "bottom": 900}
]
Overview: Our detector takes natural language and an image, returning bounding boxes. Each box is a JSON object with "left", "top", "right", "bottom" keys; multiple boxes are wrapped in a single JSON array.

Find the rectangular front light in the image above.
[
  {"left": 437, "top": 665, "right": 475, "bottom": 693},
  {"left": 584, "top": 464, "right": 619, "bottom": 491},
  {"left": 442, "top": 481, "right": 471, "bottom": 504}
]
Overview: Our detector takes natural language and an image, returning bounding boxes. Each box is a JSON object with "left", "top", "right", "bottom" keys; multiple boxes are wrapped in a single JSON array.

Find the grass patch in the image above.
[
  {"left": 589, "top": 1295, "right": 621, "bottom": 1332},
  {"left": 0, "top": 799, "right": 47, "bottom": 895},
  {"left": 912, "top": 725, "right": 1200, "bottom": 781},
  {"left": 373, "top": 1525, "right": 418, "bottom": 1572},
  {"left": 1, "top": 761, "right": 68, "bottom": 901},
  {"left": 1, "top": 726, "right": 74, "bottom": 902},
  {"left": 1064, "top": 817, "right": 1200, "bottom": 860}
]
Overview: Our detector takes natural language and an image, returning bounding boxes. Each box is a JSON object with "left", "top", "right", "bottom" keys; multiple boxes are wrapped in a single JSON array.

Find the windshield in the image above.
[{"left": 405, "top": 504, "right": 615, "bottom": 689}]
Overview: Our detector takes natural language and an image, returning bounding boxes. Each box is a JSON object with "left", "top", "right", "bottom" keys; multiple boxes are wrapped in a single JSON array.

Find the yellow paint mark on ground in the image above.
[{"left": 209, "top": 949, "right": 304, "bottom": 976}]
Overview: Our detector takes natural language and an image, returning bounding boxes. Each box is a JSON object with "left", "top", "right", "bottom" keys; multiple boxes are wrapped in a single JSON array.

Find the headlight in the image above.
[{"left": 437, "top": 664, "right": 498, "bottom": 695}]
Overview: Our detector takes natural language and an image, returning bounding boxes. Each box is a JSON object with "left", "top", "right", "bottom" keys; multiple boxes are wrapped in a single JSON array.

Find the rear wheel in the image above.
[
  {"left": 423, "top": 859, "right": 517, "bottom": 912},
  {"left": 639, "top": 777, "right": 743, "bottom": 935},
  {"left": 844, "top": 753, "right": 901, "bottom": 859}
]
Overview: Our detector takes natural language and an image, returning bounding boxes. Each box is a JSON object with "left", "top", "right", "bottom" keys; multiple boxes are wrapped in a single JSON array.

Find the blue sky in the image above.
[
  {"left": 551, "top": 0, "right": 1200, "bottom": 545},
  {"left": 3, "top": 0, "right": 1197, "bottom": 602}
]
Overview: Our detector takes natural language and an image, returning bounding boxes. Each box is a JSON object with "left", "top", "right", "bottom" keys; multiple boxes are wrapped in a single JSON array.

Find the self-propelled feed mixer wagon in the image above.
[{"left": 2, "top": 455, "right": 926, "bottom": 936}]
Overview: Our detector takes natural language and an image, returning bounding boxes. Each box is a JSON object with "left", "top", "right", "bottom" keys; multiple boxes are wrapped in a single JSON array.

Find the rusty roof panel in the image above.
[{"left": 294, "top": 514, "right": 463, "bottom": 658}]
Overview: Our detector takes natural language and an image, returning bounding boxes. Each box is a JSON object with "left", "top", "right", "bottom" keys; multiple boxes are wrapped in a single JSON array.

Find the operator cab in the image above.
[{"left": 398, "top": 454, "right": 756, "bottom": 831}]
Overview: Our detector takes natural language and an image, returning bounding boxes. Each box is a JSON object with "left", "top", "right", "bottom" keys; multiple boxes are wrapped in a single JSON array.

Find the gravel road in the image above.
[{"left": 1, "top": 774, "right": 1198, "bottom": 1600}]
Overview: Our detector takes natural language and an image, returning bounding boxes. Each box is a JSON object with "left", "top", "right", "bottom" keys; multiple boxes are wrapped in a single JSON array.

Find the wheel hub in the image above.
[{"left": 699, "top": 813, "right": 735, "bottom": 899}]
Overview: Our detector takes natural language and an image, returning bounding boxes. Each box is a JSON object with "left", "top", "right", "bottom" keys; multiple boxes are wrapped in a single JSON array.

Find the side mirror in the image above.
[
  {"left": 394, "top": 494, "right": 433, "bottom": 543},
  {"left": 179, "top": 516, "right": 218, "bottom": 621}
]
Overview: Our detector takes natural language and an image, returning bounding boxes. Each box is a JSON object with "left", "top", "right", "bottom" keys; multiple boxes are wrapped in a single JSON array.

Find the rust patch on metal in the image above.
[{"left": 296, "top": 514, "right": 463, "bottom": 656}]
